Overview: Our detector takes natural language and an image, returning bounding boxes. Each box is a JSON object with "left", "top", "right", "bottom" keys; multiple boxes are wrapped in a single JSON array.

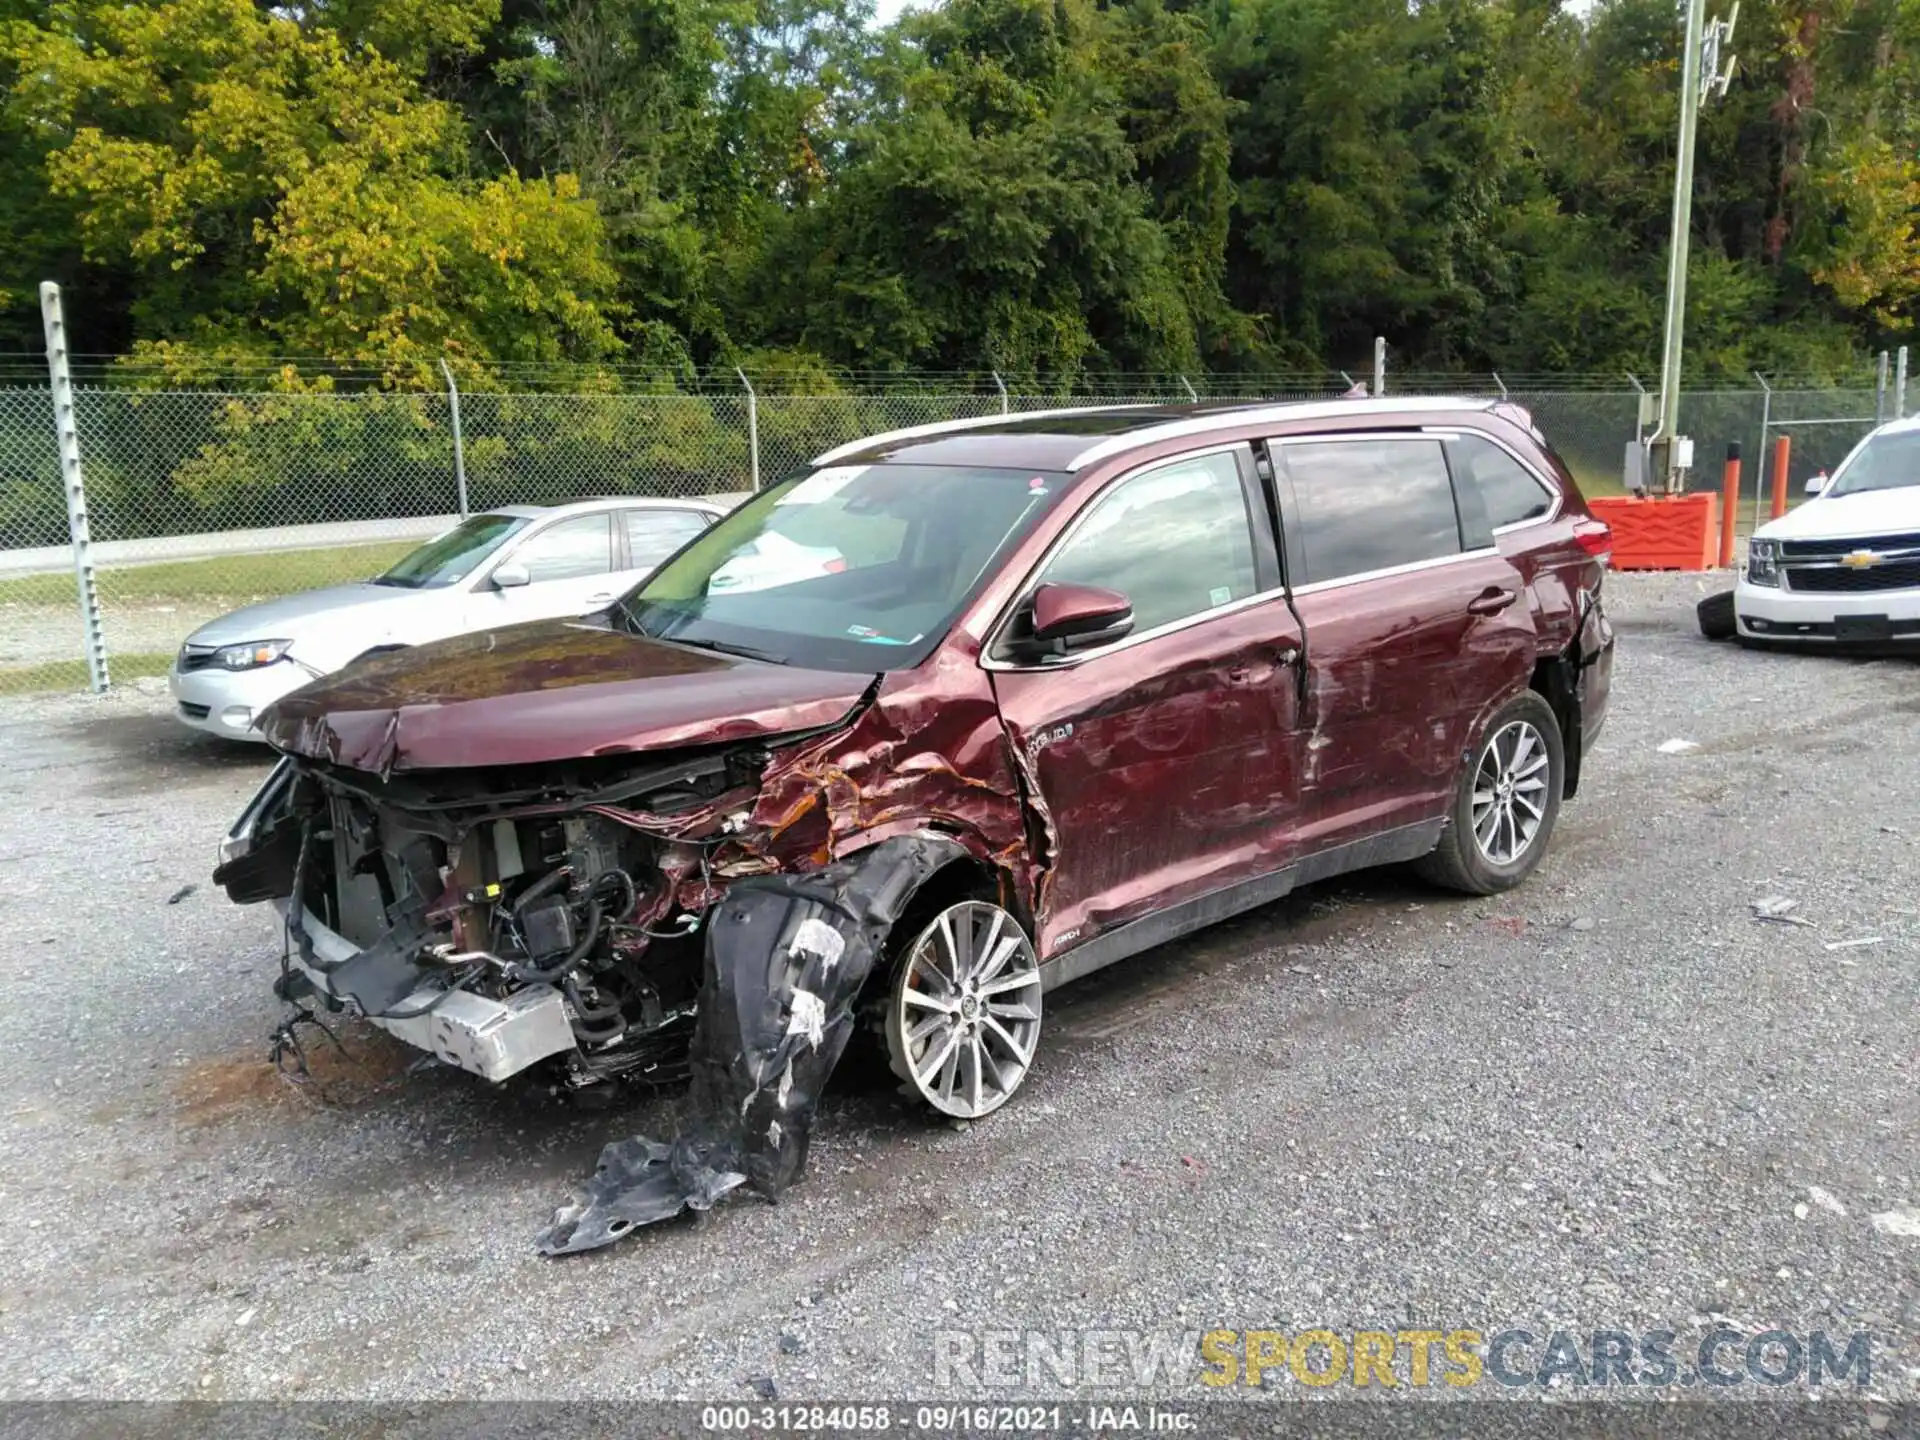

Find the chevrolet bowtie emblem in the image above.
[{"left": 1841, "top": 550, "right": 1883, "bottom": 569}]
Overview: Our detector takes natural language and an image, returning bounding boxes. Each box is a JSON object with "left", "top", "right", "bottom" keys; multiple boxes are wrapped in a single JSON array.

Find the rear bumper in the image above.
[
  {"left": 273, "top": 899, "right": 577, "bottom": 1082},
  {"left": 1735, "top": 578, "right": 1920, "bottom": 644}
]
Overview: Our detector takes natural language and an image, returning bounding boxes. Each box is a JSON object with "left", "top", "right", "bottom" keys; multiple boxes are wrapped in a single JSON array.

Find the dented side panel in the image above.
[
  {"left": 988, "top": 595, "right": 1305, "bottom": 959},
  {"left": 1288, "top": 555, "right": 1538, "bottom": 855}
]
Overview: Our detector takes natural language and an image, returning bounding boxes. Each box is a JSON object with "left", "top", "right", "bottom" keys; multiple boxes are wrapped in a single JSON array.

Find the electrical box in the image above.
[{"left": 1622, "top": 442, "right": 1649, "bottom": 495}]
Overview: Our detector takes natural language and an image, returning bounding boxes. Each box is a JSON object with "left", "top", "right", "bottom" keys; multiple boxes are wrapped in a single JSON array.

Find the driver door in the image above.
[
  {"left": 987, "top": 446, "right": 1304, "bottom": 961},
  {"left": 475, "top": 513, "right": 620, "bottom": 626}
]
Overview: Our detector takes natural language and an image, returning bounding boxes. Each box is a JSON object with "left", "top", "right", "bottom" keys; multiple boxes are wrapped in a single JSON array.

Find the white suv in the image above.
[{"left": 1731, "top": 415, "right": 1920, "bottom": 647}]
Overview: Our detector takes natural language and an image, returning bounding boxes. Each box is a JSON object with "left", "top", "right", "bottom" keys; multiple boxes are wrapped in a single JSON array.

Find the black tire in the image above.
[
  {"left": 1414, "top": 691, "right": 1566, "bottom": 896},
  {"left": 1697, "top": 589, "right": 1737, "bottom": 641}
]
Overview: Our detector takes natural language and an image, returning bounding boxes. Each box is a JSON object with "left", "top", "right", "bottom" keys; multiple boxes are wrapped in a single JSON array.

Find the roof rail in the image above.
[
  {"left": 810, "top": 403, "right": 1158, "bottom": 468},
  {"left": 1062, "top": 397, "right": 1497, "bottom": 470}
]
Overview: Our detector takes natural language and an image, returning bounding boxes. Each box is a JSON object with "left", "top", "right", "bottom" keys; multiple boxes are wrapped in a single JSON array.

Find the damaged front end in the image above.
[
  {"left": 216, "top": 730, "right": 842, "bottom": 1093},
  {"left": 215, "top": 722, "right": 989, "bottom": 1253}
]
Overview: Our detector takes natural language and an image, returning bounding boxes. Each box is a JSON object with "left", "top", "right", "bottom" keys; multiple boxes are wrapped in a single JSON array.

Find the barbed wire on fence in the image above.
[{"left": 0, "top": 363, "right": 1902, "bottom": 698}]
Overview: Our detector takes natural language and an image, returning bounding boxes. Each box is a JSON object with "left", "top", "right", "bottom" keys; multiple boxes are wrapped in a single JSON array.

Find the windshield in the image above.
[
  {"left": 376, "top": 514, "right": 526, "bottom": 588},
  {"left": 1828, "top": 430, "right": 1920, "bottom": 497},
  {"left": 618, "top": 464, "right": 1070, "bottom": 671}
]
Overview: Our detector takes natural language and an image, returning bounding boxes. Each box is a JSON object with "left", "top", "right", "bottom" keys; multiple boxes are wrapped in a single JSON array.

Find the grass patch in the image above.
[
  {"left": 0, "top": 541, "right": 416, "bottom": 607},
  {"left": 1, "top": 651, "right": 173, "bottom": 694}
]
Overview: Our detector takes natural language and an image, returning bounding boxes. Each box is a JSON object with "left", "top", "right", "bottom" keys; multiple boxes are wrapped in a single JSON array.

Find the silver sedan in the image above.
[{"left": 169, "top": 497, "right": 726, "bottom": 741}]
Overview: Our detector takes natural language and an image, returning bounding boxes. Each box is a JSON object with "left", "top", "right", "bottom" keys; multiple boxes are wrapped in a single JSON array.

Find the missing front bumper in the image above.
[{"left": 273, "top": 899, "right": 577, "bottom": 1082}]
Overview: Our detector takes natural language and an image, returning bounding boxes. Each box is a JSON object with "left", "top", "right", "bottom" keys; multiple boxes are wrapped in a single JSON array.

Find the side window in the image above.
[
  {"left": 510, "top": 514, "right": 613, "bottom": 583},
  {"left": 1037, "top": 451, "right": 1258, "bottom": 635},
  {"left": 1447, "top": 433, "right": 1555, "bottom": 529},
  {"left": 1281, "top": 438, "right": 1461, "bottom": 585},
  {"left": 622, "top": 508, "right": 711, "bottom": 571}
]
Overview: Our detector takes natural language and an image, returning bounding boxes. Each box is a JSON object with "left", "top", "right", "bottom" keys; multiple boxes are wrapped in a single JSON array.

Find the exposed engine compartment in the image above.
[{"left": 216, "top": 737, "right": 797, "bottom": 1092}]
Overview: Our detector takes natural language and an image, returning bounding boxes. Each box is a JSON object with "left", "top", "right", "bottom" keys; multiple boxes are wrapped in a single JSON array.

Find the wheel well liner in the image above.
[{"left": 1529, "top": 645, "right": 1584, "bottom": 800}]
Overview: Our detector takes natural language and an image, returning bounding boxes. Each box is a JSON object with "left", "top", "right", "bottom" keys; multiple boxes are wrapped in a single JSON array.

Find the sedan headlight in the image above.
[
  {"left": 215, "top": 639, "right": 293, "bottom": 670},
  {"left": 1746, "top": 539, "right": 1781, "bottom": 587}
]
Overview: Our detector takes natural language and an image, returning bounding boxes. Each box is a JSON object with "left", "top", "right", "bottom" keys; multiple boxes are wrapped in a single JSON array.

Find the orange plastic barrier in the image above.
[{"left": 1586, "top": 493, "right": 1721, "bottom": 571}]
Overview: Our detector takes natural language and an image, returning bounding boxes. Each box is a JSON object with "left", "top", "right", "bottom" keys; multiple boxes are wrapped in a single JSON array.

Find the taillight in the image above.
[
  {"left": 1572, "top": 518, "right": 1612, "bottom": 569},
  {"left": 823, "top": 557, "right": 848, "bottom": 574}
]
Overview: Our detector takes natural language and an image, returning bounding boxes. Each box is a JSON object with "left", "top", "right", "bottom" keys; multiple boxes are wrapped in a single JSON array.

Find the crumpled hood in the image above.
[
  {"left": 259, "top": 616, "right": 876, "bottom": 772},
  {"left": 1758, "top": 484, "right": 1920, "bottom": 541},
  {"left": 184, "top": 582, "right": 410, "bottom": 648}
]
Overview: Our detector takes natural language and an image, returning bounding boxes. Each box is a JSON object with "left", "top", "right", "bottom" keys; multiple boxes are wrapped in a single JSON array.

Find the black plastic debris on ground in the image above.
[{"left": 536, "top": 835, "right": 956, "bottom": 1255}]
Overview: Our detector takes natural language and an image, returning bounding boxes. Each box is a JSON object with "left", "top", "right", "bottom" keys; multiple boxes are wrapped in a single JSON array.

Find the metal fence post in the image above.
[
  {"left": 1373, "top": 337, "right": 1387, "bottom": 397},
  {"left": 439, "top": 359, "right": 469, "bottom": 518},
  {"left": 1876, "top": 350, "right": 1889, "bottom": 425},
  {"left": 737, "top": 368, "right": 760, "bottom": 490},
  {"left": 992, "top": 370, "right": 1009, "bottom": 416},
  {"left": 40, "top": 282, "right": 108, "bottom": 693},
  {"left": 1897, "top": 346, "right": 1909, "bottom": 420},
  {"left": 1751, "top": 371, "right": 1772, "bottom": 538}
]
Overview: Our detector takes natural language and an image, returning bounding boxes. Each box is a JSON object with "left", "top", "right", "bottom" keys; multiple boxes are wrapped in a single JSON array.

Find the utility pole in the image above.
[{"left": 1651, "top": 0, "right": 1739, "bottom": 494}]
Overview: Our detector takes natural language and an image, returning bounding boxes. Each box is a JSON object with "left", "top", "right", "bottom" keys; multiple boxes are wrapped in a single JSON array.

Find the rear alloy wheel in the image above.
[
  {"left": 884, "top": 901, "right": 1042, "bottom": 1119},
  {"left": 1414, "top": 691, "right": 1565, "bottom": 896}
]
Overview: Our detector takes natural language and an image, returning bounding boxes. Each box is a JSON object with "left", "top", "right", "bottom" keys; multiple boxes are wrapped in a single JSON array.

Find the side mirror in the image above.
[
  {"left": 491, "top": 562, "right": 531, "bottom": 590},
  {"left": 1013, "top": 582, "right": 1134, "bottom": 659},
  {"left": 1805, "top": 474, "right": 1830, "bottom": 496}
]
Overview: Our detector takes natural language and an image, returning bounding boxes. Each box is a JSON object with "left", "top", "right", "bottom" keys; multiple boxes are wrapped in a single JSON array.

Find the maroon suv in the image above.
[{"left": 216, "top": 399, "right": 1614, "bottom": 1251}]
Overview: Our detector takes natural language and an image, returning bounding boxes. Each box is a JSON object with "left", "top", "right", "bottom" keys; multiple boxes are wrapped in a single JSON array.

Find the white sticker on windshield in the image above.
[
  {"left": 1209, "top": 586, "right": 1231, "bottom": 606},
  {"left": 775, "top": 466, "right": 867, "bottom": 506}
]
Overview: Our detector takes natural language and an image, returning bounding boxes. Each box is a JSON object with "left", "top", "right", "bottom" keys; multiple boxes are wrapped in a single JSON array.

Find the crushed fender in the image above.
[{"left": 536, "top": 835, "right": 955, "bottom": 1255}]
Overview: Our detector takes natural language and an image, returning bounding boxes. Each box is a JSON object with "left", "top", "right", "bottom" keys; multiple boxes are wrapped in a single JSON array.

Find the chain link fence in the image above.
[{"left": 0, "top": 366, "right": 1902, "bottom": 696}]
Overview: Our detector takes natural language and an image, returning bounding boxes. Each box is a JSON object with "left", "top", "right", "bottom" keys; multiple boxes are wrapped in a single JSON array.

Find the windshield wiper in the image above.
[{"left": 664, "top": 635, "right": 789, "bottom": 665}]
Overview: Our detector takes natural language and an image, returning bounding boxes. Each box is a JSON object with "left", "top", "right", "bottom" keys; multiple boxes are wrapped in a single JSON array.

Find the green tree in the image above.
[{"left": 1, "top": 0, "right": 621, "bottom": 373}]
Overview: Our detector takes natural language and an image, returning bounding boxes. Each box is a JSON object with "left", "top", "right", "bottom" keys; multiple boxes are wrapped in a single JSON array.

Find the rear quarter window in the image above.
[{"left": 1447, "top": 433, "right": 1557, "bottom": 529}]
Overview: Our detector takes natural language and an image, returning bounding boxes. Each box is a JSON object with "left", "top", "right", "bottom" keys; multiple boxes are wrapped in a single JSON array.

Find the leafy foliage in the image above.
[{"left": 1, "top": 0, "right": 1915, "bottom": 377}]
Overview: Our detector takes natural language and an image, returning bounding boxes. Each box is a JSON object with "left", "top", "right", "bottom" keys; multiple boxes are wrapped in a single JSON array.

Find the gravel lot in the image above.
[{"left": 0, "top": 571, "right": 1915, "bottom": 1411}]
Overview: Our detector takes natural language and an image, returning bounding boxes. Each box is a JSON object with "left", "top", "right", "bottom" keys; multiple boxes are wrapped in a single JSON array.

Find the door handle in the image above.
[
  {"left": 1467, "top": 587, "right": 1518, "bottom": 616},
  {"left": 1228, "top": 648, "right": 1299, "bottom": 684}
]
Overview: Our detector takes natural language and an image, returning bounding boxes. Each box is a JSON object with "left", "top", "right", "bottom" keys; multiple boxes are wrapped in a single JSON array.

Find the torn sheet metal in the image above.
[{"left": 536, "top": 835, "right": 956, "bottom": 1255}]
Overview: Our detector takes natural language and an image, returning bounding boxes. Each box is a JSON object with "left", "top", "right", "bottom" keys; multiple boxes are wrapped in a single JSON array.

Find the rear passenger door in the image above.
[{"left": 1269, "top": 434, "right": 1537, "bottom": 854}]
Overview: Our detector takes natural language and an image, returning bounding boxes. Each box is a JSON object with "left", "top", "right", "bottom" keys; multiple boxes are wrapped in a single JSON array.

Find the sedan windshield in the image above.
[
  {"left": 1828, "top": 430, "right": 1920, "bottom": 497},
  {"left": 376, "top": 514, "right": 526, "bottom": 588},
  {"left": 618, "top": 464, "right": 1069, "bottom": 671}
]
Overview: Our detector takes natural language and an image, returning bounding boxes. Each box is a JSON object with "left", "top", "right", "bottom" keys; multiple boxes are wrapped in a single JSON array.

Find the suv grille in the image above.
[
  {"left": 1780, "top": 531, "right": 1920, "bottom": 559},
  {"left": 1786, "top": 559, "right": 1920, "bottom": 594}
]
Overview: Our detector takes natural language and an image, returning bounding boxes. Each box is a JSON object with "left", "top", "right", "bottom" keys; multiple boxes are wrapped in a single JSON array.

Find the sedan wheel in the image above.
[
  {"left": 884, "top": 901, "right": 1042, "bottom": 1119},
  {"left": 1470, "top": 719, "right": 1553, "bottom": 866}
]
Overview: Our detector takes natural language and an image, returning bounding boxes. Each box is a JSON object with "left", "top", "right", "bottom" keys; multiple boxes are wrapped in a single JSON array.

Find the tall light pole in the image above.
[{"left": 1651, "top": 0, "right": 1739, "bottom": 494}]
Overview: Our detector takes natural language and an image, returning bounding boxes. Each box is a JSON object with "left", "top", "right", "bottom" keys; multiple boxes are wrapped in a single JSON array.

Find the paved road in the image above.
[{"left": 0, "top": 572, "right": 1913, "bottom": 1413}]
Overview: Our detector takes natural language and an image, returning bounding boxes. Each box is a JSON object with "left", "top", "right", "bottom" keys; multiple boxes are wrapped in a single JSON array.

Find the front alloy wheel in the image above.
[{"left": 884, "top": 901, "right": 1042, "bottom": 1119}]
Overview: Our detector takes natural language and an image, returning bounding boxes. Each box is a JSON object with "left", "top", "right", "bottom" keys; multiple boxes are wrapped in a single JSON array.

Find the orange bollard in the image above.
[
  {"left": 1719, "top": 443, "right": 1742, "bottom": 568},
  {"left": 1770, "top": 433, "right": 1791, "bottom": 520}
]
